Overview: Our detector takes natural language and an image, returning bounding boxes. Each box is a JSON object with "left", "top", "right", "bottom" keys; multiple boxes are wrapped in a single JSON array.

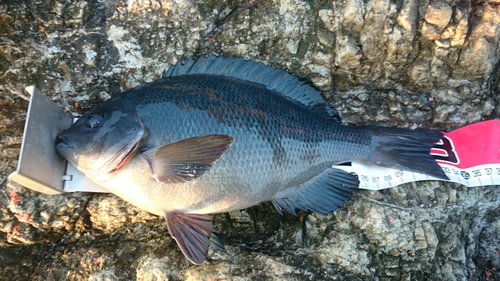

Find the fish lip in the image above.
[
  {"left": 56, "top": 141, "right": 76, "bottom": 163},
  {"left": 56, "top": 140, "right": 71, "bottom": 149},
  {"left": 56, "top": 132, "right": 72, "bottom": 148}
]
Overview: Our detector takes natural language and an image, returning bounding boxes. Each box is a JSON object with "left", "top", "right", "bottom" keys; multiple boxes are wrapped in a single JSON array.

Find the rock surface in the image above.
[{"left": 0, "top": 0, "right": 499, "bottom": 280}]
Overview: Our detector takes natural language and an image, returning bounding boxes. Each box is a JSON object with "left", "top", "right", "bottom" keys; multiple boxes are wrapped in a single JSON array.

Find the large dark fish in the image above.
[{"left": 56, "top": 54, "right": 448, "bottom": 264}]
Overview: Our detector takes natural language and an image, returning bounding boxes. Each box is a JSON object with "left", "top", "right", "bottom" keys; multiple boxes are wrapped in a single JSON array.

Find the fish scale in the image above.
[
  {"left": 56, "top": 54, "right": 447, "bottom": 264},
  {"left": 130, "top": 76, "right": 366, "bottom": 199},
  {"left": 140, "top": 75, "right": 370, "bottom": 161}
]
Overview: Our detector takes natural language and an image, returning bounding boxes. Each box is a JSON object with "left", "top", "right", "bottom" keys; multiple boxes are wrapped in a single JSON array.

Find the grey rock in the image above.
[{"left": 0, "top": 0, "right": 499, "bottom": 280}]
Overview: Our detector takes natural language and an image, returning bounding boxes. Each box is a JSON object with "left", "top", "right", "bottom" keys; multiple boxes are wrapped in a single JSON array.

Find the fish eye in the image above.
[{"left": 87, "top": 113, "right": 104, "bottom": 128}]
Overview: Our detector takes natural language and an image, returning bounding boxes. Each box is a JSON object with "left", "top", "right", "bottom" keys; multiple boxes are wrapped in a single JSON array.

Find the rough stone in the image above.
[
  {"left": 424, "top": 3, "right": 453, "bottom": 30},
  {"left": 0, "top": 0, "right": 499, "bottom": 280}
]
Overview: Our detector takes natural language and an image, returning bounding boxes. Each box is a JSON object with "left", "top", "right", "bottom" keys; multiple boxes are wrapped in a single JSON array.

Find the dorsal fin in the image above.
[{"left": 163, "top": 54, "right": 341, "bottom": 123}]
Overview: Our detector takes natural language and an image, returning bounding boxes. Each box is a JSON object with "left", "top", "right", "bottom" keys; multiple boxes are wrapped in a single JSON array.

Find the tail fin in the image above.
[{"left": 367, "top": 127, "right": 448, "bottom": 180}]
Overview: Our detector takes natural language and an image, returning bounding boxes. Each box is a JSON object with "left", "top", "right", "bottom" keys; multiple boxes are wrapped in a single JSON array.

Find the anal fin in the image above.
[{"left": 272, "top": 168, "right": 359, "bottom": 216}]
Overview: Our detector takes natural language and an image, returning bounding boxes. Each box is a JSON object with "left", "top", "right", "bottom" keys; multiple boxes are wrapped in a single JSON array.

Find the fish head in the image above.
[{"left": 56, "top": 108, "right": 148, "bottom": 182}]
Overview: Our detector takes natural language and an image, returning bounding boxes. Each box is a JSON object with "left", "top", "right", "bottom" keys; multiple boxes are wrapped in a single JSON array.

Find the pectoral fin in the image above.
[
  {"left": 142, "top": 135, "right": 234, "bottom": 184},
  {"left": 165, "top": 212, "right": 213, "bottom": 264}
]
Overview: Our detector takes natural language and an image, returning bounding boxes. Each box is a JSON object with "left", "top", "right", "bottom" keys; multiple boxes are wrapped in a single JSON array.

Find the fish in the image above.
[{"left": 56, "top": 54, "right": 448, "bottom": 264}]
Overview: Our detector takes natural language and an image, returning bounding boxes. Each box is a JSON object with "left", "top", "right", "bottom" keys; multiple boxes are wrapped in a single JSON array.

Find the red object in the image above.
[
  {"left": 9, "top": 189, "right": 20, "bottom": 204},
  {"left": 431, "top": 120, "right": 500, "bottom": 169}
]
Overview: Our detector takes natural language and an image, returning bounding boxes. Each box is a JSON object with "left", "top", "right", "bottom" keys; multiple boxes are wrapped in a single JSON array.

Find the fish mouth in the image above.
[
  {"left": 56, "top": 140, "right": 78, "bottom": 164},
  {"left": 57, "top": 130, "right": 142, "bottom": 179}
]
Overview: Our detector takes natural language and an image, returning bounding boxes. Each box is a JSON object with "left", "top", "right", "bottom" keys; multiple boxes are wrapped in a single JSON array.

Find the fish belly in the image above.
[{"left": 100, "top": 123, "right": 369, "bottom": 216}]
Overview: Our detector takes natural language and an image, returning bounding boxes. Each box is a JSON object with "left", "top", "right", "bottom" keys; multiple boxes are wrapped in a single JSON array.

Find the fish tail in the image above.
[{"left": 366, "top": 127, "right": 448, "bottom": 180}]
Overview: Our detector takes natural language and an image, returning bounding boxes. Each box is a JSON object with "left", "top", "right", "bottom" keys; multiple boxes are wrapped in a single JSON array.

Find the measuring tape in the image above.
[{"left": 335, "top": 120, "right": 500, "bottom": 190}]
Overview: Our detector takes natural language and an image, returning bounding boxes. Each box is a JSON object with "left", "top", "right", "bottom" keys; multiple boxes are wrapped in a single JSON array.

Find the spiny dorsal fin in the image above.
[{"left": 163, "top": 54, "right": 341, "bottom": 123}]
